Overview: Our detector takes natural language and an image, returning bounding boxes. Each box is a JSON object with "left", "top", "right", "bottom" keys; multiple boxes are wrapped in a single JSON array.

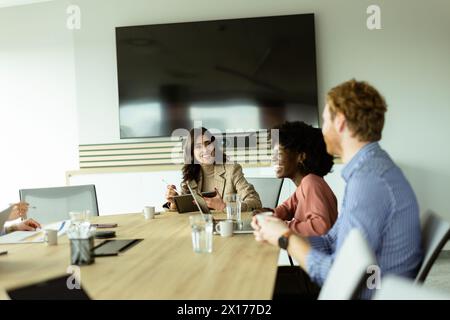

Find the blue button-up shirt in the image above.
[{"left": 306, "top": 142, "right": 423, "bottom": 298}]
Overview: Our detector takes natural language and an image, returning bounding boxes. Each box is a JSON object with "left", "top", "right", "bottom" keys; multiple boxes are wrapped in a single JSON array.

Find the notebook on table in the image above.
[
  {"left": 92, "top": 239, "right": 143, "bottom": 256},
  {"left": 7, "top": 275, "right": 91, "bottom": 300},
  {"left": 0, "top": 220, "right": 68, "bottom": 244}
]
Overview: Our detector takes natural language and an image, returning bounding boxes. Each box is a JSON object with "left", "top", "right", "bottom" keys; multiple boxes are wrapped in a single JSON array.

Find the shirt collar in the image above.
[{"left": 341, "top": 142, "right": 380, "bottom": 181}]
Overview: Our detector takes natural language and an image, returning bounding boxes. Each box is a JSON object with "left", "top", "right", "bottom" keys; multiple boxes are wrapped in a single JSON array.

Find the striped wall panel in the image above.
[{"left": 79, "top": 134, "right": 273, "bottom": 169}]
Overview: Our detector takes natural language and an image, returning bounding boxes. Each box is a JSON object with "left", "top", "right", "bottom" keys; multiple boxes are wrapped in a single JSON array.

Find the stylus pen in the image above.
[
  {"left": 58, "top": 221, "right": 66, "bottom": 232},
  {"left": 163, "top": 179, "right": 177, "bottom": 190}
]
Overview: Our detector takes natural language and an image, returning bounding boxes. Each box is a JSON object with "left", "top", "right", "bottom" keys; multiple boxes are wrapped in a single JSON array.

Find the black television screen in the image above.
[{"left": 116, "top": 13, "right": 318, "bottom": 138}]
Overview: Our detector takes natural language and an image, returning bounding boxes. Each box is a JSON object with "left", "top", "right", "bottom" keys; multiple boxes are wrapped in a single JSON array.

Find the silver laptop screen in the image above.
[{"left": 186, "top": 183, "right": 211, "bottom": 215}]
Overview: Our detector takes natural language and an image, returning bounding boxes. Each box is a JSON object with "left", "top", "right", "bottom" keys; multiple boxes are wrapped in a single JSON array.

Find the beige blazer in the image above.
[{"left": 181, "top": 164, "right": 262, "bottom": 212}]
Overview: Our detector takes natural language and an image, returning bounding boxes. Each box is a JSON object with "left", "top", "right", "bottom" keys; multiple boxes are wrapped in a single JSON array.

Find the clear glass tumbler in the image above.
[
  {"left": 225, "top": 194, "right": 241, "bottom": 222},
  {"left": 189, "top": 214, "right": 213, "bottom": 253}
]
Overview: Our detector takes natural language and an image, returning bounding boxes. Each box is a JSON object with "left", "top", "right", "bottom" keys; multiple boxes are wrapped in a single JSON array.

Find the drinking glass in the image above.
[
  {"left": 225, "top": 194, "right": 241, "bottom": 222},
  {"left": 189, "top": 214, "right": 213, "bottom": 253}
]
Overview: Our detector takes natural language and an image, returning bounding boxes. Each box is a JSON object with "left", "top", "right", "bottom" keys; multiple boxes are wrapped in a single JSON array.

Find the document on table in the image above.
[{"left": 0, "top": 220, "right": 69, "bottom": 244}]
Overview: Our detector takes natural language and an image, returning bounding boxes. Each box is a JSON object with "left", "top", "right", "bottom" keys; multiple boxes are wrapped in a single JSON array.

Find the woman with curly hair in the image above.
[{"left": 254, "top": 121, "right": 337, "bottom": 236}]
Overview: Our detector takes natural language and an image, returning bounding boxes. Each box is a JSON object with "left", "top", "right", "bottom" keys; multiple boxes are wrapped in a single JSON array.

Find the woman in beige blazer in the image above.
[{"left": 165, "top": 127, "right": 262, "bottom": 212}]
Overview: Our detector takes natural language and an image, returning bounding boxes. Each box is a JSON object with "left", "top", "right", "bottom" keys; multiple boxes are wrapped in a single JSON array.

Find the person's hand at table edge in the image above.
[
  {"left": 252, "top": 208, "right": 274, "bottom": 216},
  {"left": 6, "top": 218, "right": 42, "bottom": 233}
]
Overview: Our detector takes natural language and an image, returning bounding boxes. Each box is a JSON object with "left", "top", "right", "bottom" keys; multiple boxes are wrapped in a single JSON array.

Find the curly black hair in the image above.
[{"left": 272, "top": 121, "right": 334, "bottom": 177}]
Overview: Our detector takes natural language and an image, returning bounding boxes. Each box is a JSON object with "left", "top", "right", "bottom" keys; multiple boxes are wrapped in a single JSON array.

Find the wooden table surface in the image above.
[{"left": 0, "top": 211, "right": 279, "bottom": 300}]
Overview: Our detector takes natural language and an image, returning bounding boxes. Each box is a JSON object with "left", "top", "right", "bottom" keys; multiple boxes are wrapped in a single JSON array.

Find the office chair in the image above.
[
  {"left": 415, "top": 211, "right": 450, "bottom": 283},
  {"left": 246, "top": 177, "right": 290, "bottom": 264},
  {"left": 374, "top": 275, "right": 450, "bottom": 300},
  {"left": 246, "top": 177, "right": 284, "bottom": 208},
  {"left": 19, "top": 185, "right": 99, "bottom": 224},
  {"left": 318, "top": 229, "right": 377, "bottom": 300}
]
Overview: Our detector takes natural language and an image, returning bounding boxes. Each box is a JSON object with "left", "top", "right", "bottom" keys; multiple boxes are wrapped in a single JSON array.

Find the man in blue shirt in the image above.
[{"left": 253, "top": 79, "right": 423, "bottom": 299}]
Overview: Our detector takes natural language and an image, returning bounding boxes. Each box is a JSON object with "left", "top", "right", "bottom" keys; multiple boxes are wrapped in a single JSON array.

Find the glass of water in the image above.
[
  {"left": 225, "top": 194, "right": 241, "bottom": 222},
  {"left": 189, "top": 214, "right": 213, "bottom": 254}
]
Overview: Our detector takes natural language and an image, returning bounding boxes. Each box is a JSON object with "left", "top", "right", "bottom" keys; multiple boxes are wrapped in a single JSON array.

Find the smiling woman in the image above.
[
  {"left": 255, "top": 121, "right": 337, "bottom": 237},
  {"left": 163, "top": 127, "right": 262, "bottom": 212}
]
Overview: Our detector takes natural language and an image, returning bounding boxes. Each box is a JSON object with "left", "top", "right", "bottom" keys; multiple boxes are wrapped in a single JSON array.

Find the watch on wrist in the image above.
[{"left": 278, "top": 230, "right": 292, "bottom": 250}]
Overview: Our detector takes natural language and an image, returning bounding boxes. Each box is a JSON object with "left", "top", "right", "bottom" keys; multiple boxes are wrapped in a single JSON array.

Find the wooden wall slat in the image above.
[{"left": 79, "top": 132, "right": 274, "bottom": 169}]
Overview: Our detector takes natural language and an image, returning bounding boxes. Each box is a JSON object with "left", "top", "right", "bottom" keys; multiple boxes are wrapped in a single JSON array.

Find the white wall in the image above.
[
  {"left": 71, "top": 0, "right": 450, "bottom": 221},
  {"left": 0, "top": 0, "right": 79, "bottom": 208}
]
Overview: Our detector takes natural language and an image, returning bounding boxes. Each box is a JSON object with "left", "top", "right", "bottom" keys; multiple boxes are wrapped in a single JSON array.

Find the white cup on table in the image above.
[
  {"left": 44, "top": 229, "right": 58, "bottom": 246},
  {"left": 215, "top": 220, "right": 234, "bottom": 237},
  {"left": 143, "top": 206, "right": 155, "bottom": 220}
]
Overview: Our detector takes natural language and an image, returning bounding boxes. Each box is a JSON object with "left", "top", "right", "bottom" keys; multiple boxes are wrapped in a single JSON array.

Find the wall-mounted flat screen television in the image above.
[{"left": 116, "top": 13, "right": 318, "bottom": 138}]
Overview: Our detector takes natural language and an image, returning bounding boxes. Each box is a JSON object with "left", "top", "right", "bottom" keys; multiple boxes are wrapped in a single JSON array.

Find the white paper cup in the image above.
[
  {"left": 144, "top": 206, "right": 155, "bottom": 220},
  {"left": 44, "top": 229, "right": 58, "bottom": 246}
]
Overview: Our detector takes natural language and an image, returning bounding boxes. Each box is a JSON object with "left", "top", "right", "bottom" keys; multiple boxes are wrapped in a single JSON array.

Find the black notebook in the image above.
[
  {"left": 93, "top": 239, "right": 143, "bottom": 256},
  {"left": 7, "top": 275, "right": 91, "bottom": 300}
]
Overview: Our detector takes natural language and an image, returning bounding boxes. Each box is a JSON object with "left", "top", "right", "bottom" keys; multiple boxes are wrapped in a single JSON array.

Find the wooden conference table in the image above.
[{"left": 0, "top": 211, "right": 279, "bottom": 299}]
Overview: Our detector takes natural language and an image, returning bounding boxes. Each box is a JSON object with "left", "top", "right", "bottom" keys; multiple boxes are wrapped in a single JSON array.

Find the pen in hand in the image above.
[{"left": 162, "top": 178, "right": 178, "bottom": 191}]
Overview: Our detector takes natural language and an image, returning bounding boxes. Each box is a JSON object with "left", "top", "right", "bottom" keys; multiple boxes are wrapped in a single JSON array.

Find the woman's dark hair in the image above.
[
  {"left": 273, "top": 121, "right": 334, "bottom": 177},
  {"left": 182, "top": 127, "right": 227, "bottom": 183}
]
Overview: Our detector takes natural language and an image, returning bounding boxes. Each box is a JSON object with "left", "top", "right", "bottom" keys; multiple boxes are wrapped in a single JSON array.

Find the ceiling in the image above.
[{"left": 0, "top": 0, "right": 55, "bottom": 8}]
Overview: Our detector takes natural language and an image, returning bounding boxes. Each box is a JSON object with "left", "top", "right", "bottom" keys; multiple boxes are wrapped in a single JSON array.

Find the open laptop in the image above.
[{"left": 187, "top": 183, "right": 254, "bottom": 234}]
